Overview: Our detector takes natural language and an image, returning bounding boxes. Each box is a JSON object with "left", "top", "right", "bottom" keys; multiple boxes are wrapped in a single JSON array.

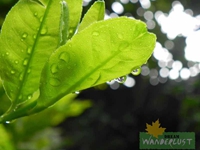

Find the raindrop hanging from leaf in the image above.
[
  {"left": 115, "top": 75, "right": 127, "bottom": 83},
  {"left": 131, "top": 67, "right": 141, "bottom": 76}
]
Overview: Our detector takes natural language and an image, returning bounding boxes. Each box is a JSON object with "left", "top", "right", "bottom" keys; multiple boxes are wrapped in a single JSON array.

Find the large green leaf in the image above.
[
  {"left": 65, "top": 0, "right": 83, "bottom": 39},
  {"left": 0, "top": 0, "right": 64, "bottom": 109},
  {"left": 78, "top": 1, "right": 105, "bottom": 32},
  {"left": 32, "top": 17, "right": 156, "bottom": 111}
]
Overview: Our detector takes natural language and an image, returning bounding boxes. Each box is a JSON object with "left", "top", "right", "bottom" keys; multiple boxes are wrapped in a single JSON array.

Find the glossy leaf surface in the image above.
[{"left": 34, "top": 17, "right": 156, "bottom": 109}]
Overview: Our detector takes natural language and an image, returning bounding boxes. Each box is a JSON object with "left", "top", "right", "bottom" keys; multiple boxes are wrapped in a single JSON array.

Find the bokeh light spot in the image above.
[
  {"left": 180, "top": 68, "right": 190, "bottom": 80},
  {"left": 112, "top": 2, "right": 124, "bottom": 14},
  {"left": 159, "top": 68, "right": 169, "bottom": 78},
  {"left": 123, "top": 76, "right": 136, "bottom": 88},
  {"left": 120, "top": 0, "right": 129, "bottom": 4},
  {"left": 139, "top": 0, "right": 151, "bottom": 9},
  {"left": 141, "top": 66, "right": 150, "bottom": 76},
  {"left": 169, "top": 69, "right": 179, "bottom": 80}
]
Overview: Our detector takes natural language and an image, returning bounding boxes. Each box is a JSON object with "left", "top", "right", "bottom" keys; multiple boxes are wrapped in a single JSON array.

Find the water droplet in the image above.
[
  {"left": 5, "top": 121, "right": 10, "bottom": 124},
  {"left": 23, "top": 59, "right": 28, "bottom": 66},
  {"left": 92, "top": 31, "right": 99, "bottom": 36},
  {"left": 74, "top": 91, "right": 80, "bottom": 94},
  {"left": 59, "top": 52, "right": 69, "bottom": 63},
  {"left": 19, "top": 73, "right": 23, "bottom": 81},
  {"left": 119, "top": 42, "right": 129, "bottom": 51},
  {"left": 49, "top": 77, "right": 61, "bottom": 87},
  {"left": 69, "top": 29, "right": 73, "bottom": 34},
  {"left": 40, "top": 16, "right": 43, "bottom": 22},
  {"left": 115, "top": 76, "right": 127, "bottom": 83},
  {"left": 106, "top": 80, "right": 115, "bottom": 85},
  {"left": 40, "top": 28, "right": 47, "bottom": 35},
  {"left": 34, "top": 12, "right": 38, "bottom": 16},
  {"left": 11, "top": 70, "right": 15, "bottom": 74},
  {"left": 51, "top": 63, "right": 59, "bottom": 74},
  {"left": 22, "top": 32, "right": 28, "bottom": 39},
  {"left": 28, "top": 95, "right": 32, "bottom": 100},
  {"left": 131, "top": 67, "right": 141, "bottom": 76},
  {"left": 15, "top": 60, "right": 19, "bottom": 64},
  {"left": 27, "top": 69, "right": 31, "bottom": 73},
  {"left": 27, "top": 47, "right": 32, "bottom": 54}
]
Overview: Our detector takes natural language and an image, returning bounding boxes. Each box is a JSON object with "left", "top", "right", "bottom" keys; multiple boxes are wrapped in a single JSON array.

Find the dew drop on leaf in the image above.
[
  {"left": 10, "top": 70, "right": 15, "bottom": 74},
  {"left": 40, "top": 16, "right": 43, "bottom": 22},
  {"left": 74, "top": 91, "right": 80, "bottom": 94},
  {"left": 34, "top": 12, "right": 38, "bottom": 17},
  {"left": 23, "top": 59, "right": 28, "bottom": 66},
  {"left": 5, "top": 121, "right": 10, "bottom": 124},
  {"left": 92, "top": 31, "right": 99, "bottom": 36},
  {"left": 40, "top": 28, "right": 47, "bottom": 35},
  {"left": 69, "top": 29, "right": 73, "bottom": 34},
  {"left": 50, "top": 63, "right": 59, "bottom": 74},
  {"left": 131, "top": 67, "right": 141, "bottom": 76},
  {"left": 59, "top": 52, "right": 69, "bottom": 63},
  {"left": 28, "top": 95, "right": 32, "bottom": 100},
  {"left": 27, "top": 68, "right": 31, "bottom": 73},
  {"left": 115, "top": 75, "right": 127, "bottom": 83},
  {"left": 22, "top": 32, "right": 28, "bottom": 39},
  {"left": 19, "top": 73, "right": 23, "bottom": 81},
  {"left": 49, "top": 77, "right": 61, "bottom": 87},
  {"left": 27, "top": 47, "right": 32, "bottom": 54}
]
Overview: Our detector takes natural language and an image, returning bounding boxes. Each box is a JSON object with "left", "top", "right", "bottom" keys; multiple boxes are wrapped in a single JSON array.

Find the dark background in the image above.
[{"left": 0, "top": 0, "right": 200, "bottom": 149}]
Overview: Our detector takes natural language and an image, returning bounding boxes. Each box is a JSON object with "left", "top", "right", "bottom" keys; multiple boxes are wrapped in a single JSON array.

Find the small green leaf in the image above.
[
  {"left": 78, "top": 1, "right": 105, "bottom": 32},
  {"left": 65, "top": 0, "right": 83, "bottom": 39},
  {"left": 0, "top": 0, "right": 64, "bottom": 109},
  {"left": 32, "top": 17, "right": 156, "bottom": 111},
  {"left": 60, "top": 0, "right": 69, "bottom": 46}
]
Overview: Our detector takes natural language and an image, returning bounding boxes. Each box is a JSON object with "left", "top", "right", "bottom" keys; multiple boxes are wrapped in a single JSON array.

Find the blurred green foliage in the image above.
[{"left": 0, "top": 79, "right": 92, "bottom": 149}]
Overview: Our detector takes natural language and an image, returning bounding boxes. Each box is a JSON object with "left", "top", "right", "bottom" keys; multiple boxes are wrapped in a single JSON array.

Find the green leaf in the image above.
[
  {"left": 65, "top": 0, "right": 83, "bottom": 39},
  {"left": 60, "top": 0, "right": 69, "bottom": 46},
  {"left": 78, "top": 1, "right": 105, "bottom": 32},
  {"left": 32, "top": 17, "right": 156, "bottom": 111},
  {"left": 0, "top": 0, "right": 64, "bottom": 109}
]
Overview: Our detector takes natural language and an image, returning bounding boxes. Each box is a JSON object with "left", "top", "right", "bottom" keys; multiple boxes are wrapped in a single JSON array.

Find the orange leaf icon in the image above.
[{"left": 145, "top": 119, "right": 166, "bottom": 138}]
